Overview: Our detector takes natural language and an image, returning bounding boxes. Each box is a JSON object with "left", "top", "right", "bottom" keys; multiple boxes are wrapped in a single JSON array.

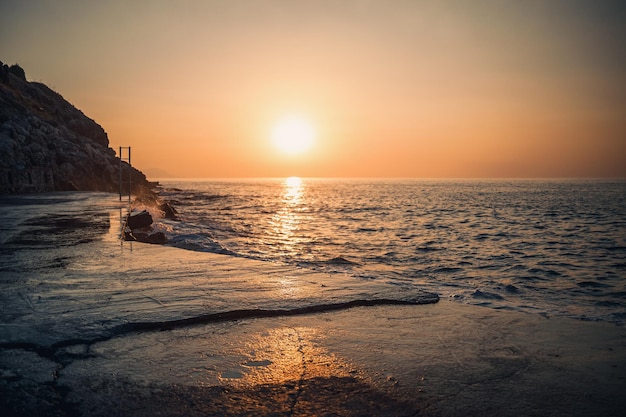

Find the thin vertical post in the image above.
[
  {"left": 118, "top": 146, "right": 132, "bottom": 202},
  {"left": 127, "top": 147, "right": 131, "bottom": 203},
  {"left": 119, "top": 146, "right": 122, "bottom": 201}
]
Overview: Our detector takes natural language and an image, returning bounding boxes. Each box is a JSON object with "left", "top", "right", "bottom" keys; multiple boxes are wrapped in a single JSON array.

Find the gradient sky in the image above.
[{"left": 1, "top": 0, "right": 625, "bottom": 178}]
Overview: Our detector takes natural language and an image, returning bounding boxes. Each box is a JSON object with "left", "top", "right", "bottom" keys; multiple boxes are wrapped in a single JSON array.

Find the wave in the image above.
[
  {"left": 167, "top": 232, "right": 235, "bottom": 256},
  {"left": 151, "top": 179, "right": 626, "bottom": 326},
  {"left": 0, "top": 294, "right": 439, "bottom": 363}
]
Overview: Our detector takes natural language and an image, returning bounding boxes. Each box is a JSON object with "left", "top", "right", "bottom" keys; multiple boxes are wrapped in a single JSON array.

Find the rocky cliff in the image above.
[{"left": 0, "top": 60, "right": 154, "bottom": 196}]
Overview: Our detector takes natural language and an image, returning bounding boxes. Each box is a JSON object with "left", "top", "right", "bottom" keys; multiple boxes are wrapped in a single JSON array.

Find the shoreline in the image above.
[
  {"left": 3, "top": 189, "right": 624, "bottom": 327},
  {"left": 1, "top": 191, "right": 626, "bottom": 416}
]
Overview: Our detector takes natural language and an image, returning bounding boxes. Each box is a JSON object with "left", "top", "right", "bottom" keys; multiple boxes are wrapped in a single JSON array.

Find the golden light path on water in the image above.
[
  {"left": 269, "top": 177, "right": 306, "bottom": 261},
  {"left": 203, "top": 177, "right": 355, "bottom": 386}
]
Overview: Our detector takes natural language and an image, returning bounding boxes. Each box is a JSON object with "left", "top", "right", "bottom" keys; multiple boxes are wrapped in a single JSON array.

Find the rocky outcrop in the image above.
[
  {"left": 123, "top": 209, "right": 169, "bottom": 244},
  {"left": 0, "top": 60, "right": 155, "bottom": 196},
  {"left": 126, "top": 210, "right": 154, "bottom": 230}
]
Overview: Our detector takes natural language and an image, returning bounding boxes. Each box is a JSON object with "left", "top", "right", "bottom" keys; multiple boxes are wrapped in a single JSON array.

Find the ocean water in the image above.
[
  {"left": 1, "top": 179, "right": 625, "bottom": 351},
  {"left": 0, "top": 190, "right": 437, "bottom": 348},
  {"left": 155, "top": 178, "right": 626, "bottom": 325}
]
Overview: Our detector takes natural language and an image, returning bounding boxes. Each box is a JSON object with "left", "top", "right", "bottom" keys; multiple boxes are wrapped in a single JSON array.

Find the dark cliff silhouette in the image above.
[{"left": 0, "top": 60, "right": 155, "bottom": 197}]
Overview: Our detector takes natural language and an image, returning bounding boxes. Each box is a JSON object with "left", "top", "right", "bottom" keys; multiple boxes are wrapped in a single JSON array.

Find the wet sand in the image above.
[
  {"left": 3, "top": 300, "right": 625, "bottom": 416},
  {"left": 1, "top": 193, "right": 625, "bottom": 416}
]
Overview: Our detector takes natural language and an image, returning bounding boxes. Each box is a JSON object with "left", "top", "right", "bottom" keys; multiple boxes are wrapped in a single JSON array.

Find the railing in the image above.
[{"left": 119, "top": 146, "right": 131, "bottom": 202}]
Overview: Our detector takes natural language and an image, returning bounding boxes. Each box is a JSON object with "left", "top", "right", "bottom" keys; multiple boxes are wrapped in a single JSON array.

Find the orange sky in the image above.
[{"left": 1, "top": 0, "right": 625, "bottom": 179}]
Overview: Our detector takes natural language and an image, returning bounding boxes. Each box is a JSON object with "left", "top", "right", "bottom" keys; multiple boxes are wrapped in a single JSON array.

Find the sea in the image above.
[
  {"left": 153, "top": 178, "right": 626, "bottom": 325},
  {"left": 1, "top": 178, "right": 626, "bottom": 352}
]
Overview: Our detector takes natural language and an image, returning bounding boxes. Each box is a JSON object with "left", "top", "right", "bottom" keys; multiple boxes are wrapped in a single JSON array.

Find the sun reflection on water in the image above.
[
  {"left": 269, "top": 177, "right": 306, "bottom": 258},
  {"left": 285, "top": 176, "right": 302, "bottom": 189},
  {"left": 283, "top": 176, "right": 304, "bottom": 207}
]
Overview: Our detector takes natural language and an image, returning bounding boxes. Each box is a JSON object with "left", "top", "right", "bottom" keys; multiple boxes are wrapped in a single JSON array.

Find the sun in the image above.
[{"left": 271, "top": 116, "right": 315, "bottom": 155}]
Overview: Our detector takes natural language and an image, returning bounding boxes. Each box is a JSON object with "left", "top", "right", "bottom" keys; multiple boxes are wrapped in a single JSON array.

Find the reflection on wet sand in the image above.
[{"left": 219, "top": 326, "right": 353, "bottom": 386}]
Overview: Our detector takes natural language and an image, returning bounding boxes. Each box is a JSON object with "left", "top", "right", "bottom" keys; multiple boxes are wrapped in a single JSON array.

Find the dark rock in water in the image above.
[
  {"left": 148, "top": 231, "right": 167, "bottom": 244},
  {"left": 159, "top": 202, "right": 178, "bottom": 219},
  {"left": 128, "top": 231, "right": 167, "bottom": 244},
  {"left": 127, "top": 210, "right": 153, "bottom": 230},
  {"left": 0, "top": 60, "right": 156, "bottom": 196},
  {"left": 123, "top": 210, "right": 167, "bottom": 244},
  {"left": 471, "top": 289, "right": 504, "bottom": 300},
  {"left": 504, "top": 284, "right": 520, "bottom": 293},
  {"left": 327, "top": 256, "right": 356, "bottom": 265}
]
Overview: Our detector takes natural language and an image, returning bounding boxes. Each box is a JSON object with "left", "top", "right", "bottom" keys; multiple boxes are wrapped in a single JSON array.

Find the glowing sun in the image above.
[{"left": 271, "top": 116, "right": 315, "bottom": 155}]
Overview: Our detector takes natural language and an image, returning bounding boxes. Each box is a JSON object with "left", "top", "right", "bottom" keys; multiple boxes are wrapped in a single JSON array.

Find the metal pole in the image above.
[
  {"left": 128, "top": 146, "right": 132, "bottom": 203},
  {"left": 119, "top": 146, "right": 122, "bottom": 201}
]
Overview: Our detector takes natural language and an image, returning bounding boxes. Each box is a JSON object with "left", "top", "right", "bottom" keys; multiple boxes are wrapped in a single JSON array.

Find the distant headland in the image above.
[{"left": 0, "top": 60, "right": 155, "bottom": 197}]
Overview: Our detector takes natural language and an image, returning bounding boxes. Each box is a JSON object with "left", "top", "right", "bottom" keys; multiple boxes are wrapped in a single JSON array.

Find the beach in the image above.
[
  {"left": 3, "top": 297, "right": 626, "bottom": 416},
  {"left": 1, "top": 192, "right": 625, "bottom": 416}
]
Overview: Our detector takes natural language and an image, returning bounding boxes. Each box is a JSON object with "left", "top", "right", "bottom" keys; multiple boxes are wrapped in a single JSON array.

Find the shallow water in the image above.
[
  {"left": 156, "top": 178, "right": 626, "bottom": 324},
  {"left": 0, "top": 179, "right": 625, "bottom": 351},
  {"left": 0, "top": 192, "right": 435, "bottom": 348}
]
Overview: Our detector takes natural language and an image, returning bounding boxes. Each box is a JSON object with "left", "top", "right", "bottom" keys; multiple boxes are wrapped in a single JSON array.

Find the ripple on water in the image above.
[{"left": 154, "top": 179, "right": 626, "bottom": 325}]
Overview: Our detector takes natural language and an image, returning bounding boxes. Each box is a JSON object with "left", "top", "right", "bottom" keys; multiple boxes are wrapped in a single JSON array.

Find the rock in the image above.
[
  {"left": 159, "top": 202, "right": 178, "bottom": 219},
  {"left": 146, "top": 231, "right": 167, "bottom": 244},
  {"left": 127, "top": 210, "right": 153, "bottom": 230},
  {"left": 327, "top": 256, "right": 355, "bottom": 265},
  {"left": 126, "top": 232, "right": 167, "bottom": 245},
  {"left": 123, "top": 230, "right": 135, "bottom": 241},
  {"left": 0, "top": 60, "right": 156, "bottom": 196},
  {"left": 471, "top": 289, "right": 504, "bottom": 300}
]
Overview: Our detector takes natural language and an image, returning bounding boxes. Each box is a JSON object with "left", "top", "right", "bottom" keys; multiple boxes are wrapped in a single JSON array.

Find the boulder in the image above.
[
  {"left": 127, "top": 210, "right": 153, "bottom": 230},
  {"left": 127, "top": 231, "right": 167, "bottom": 244},
  {"left": 159, "top": 202, "right": 178, "bottom": 219}
]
